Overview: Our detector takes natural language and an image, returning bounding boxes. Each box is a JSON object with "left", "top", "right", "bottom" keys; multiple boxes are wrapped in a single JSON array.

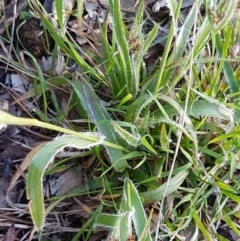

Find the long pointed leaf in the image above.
[
  {"left": 27, "top": 134, "right": 104, "bottom": 230},
  {"left": 107, "top": 0, "right": 133, "bottom": 95},
  {"left": 69, "top": 80, "right": 129, "bottom": 171},
  {"left": 141, "top": 170, "right": 189, "bottom": 201},
  {"left": 124, "top": 178, "right": 152, "bottom": 241}
]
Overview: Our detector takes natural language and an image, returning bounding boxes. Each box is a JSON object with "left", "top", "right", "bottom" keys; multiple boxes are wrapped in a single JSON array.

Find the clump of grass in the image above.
[{"left": 1, "top": 0, "right": 240, "bottom": 240}]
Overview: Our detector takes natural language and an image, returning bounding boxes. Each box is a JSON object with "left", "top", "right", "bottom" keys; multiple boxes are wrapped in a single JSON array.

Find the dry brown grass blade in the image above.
[
  {"left": 3, "top": 224, "right": 15, "bottom": 241},
  {"left": 6, "top": 143, "right": 47, "bottom": 196}
]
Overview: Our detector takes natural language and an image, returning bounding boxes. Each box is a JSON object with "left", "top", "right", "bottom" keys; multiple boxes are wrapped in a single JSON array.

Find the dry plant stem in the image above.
[
  {"left": 23, "top": 127, "right": 53, "bottom": 140},
  {"left": 9, "top": 139, "right": 33, "bottom": 150},
  {"left": 155, "top": 2, "right": 199, "bottom": 239}
]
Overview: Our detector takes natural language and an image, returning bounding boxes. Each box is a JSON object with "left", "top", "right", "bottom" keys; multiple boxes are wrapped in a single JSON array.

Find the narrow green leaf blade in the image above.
[
  {"left": 55, "top": 0, "right": 63, "bottom": 28},
  {"left": 96, "top": 210, "right": 132, "bottom": 240},
  {"left": 141, "top": 170, "right": 189, "bottom": 201},
  {"left": 152, "top": 101, "right": 234, "bottom": 120},
  {"left": 107, "top": 0, "right": 133, "bottom": 95},
  {"left": 124, "top": 178, "right": 152, "bottom": 241},
  {"left": 215, "top": 33, "right": 240, "bottom": 119},
  {"left": 70, "top": 80, "right": 129, "bottom": 171},
  {"left": 26, "top": 134, "right": 104, "bottom": 230},
  {"left": 111, "top": 121, "right": 140, "bottom": 147},
  {"left": 222, "top": 208, "right": 240, "bottom": 236},
  {"left": 192, "top": 208, "right": 212, "bottom": 241}
]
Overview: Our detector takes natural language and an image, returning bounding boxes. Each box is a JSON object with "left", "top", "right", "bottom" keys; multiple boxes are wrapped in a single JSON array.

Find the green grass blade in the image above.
[
  {"left": 26, "top": 134, "right": 104, "bottom": 230},
  {"left": 143, "top": 24, "right": 159, "bottom": 55},
  {"left": 166, "top": 0, "right": 178, "bottom": 20},
  {"left": 136, "top": 24, "right": 159, "bottom": 92},
  {"left": 118, "top": 202, "right": 132, "bottom": 240},
  {"left": 99, "top": 22, "right": 120, "bottom": 97},
  {"left": 151, "top": 101, "right": 234, "bottom": 120},
  {"left": 140, "top": 135, "right": 157, "bottom": 155},
  {"left": 72, "top": 216, "right": 93, "bottom": 241},
  {"left": 22, "top": 51, "right": 48, "bottom": 119},
  {"left": 171, "top": 0, "right": 200, "bottom": 62},
  {"left": 39, "top": 13, "right": 102, "bottom": 82},
  {"left": 148, "top": 118, "right": 194, "bottom": 142},
  {"left": 107, "top": 0, "right": 133, "bottom": 95},
  {"left": 215, "top": 33, "right": 240, "bottom": 119},
  {"left": 150, "top": 21, "right": 175, "bottom": 91},
  {"left": 69, "top": 79, "right": 129, "bottom": 171},
  {"left": 55, "top": 0, "right": 63, "bottom": 28},
  {"left": 192, "top": 208, "right": 213, "bottom": 241},
  {"left": 124, "top": 178, "right": 152, "bottom": 241},
  {"left": 157, "top": 1, "right": 202, "bottom": 90},
  {"left": 125, "top": 94, "right": 155, "bottom": 123},
  {"left": 148, "top": 0, "right": 182, "bottom": 91},
  {"left": 208, "top": 131, "right": 240, "bottom": 144},
  {"left": 135, "top": 0, "right": 144, "bottom": 26},
  {"left": 111, "top": 121, "right": 141, "bottom": 147},
  {"left": 96, "top": 213, "right": 125, "bottom": 228},
  {"left": 141, "top": 169, "right": 189, "bottom": 201},
  {"left": 96, "top": 212, "right": 131, "bottom": 240},
  {"left": 222, "top": 208, "right": 240, "bottom": 236}
]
